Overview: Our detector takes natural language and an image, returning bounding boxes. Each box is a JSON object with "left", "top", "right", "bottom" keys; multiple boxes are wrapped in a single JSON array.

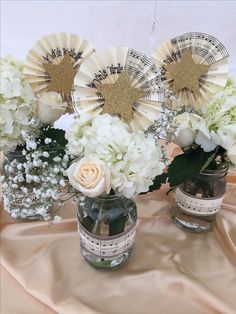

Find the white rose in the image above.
[
  {"left": 173, "top": 128, "right": 196, "bottom": 149},
  {"left": 227, "top": 143, "right": 236, "bottom": 166},
  {"left": 172, "top": 112, "right": 210, "bottom": 149},
  {"left": 67, "top": 156, "right": 111, "bottom": 197},
  {"left": 172, "top": 113, "right": 196, "bottom": 148},
  {"left": 172, "top": 112, "right": 191, "bottom": 129},
  {"left": 36, "top": 91, "right": 67, "bottom": 124},
  {"left": 65, "top": 114, "right": 165, "bottom": 198}
]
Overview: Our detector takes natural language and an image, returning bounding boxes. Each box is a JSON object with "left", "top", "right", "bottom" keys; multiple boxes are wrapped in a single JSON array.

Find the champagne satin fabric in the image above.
[
  {"left": 1, "top": 181, "right": 236, "bottom": 314},
  {"left": 1, "top": 144, "right": 236, "bottom": 314}
]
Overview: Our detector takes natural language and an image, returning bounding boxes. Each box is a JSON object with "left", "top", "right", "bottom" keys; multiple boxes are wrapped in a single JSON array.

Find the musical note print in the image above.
[
  {"left": 78, "top": 222, "right": 136, "bottom": 258},
  {"left": 152, "top": 32, "right": 229, "bottom": 111},
  {"left": 73, "top": 47, "right": 165, "bottom": 131}
]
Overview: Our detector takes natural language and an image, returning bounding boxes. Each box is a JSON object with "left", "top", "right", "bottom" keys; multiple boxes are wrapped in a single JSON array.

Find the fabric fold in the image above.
[{"left": 1, "top": 182, "right": 236, "bottom": 314}]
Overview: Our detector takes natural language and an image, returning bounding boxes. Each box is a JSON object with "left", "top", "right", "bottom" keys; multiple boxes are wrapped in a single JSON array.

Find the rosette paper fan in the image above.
[
  {"left": 24, "top": 33, "right": 95, "bottom": 97},
  {"left": 73, "top": 46, "right": 165, "bottom": 131},
  {"left": 152, "top": 32, "right": 229, "bottom": 111}
]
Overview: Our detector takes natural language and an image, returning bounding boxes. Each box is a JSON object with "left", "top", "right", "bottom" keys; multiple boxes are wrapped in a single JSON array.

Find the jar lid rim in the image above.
[
  {"left": 200, "top": 166, "right": 228, "bottom": 175},
  {"left": 88, "top": 194, "right": 126, "bottom": 200}
]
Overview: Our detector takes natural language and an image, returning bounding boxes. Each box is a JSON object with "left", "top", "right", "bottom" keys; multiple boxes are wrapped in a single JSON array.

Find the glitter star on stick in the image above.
[
  {"left": 43, "top": 53, "right": 76, "bottom": 96},
  {"left": 96, "top": 70, "right": 145, "bottom": 122},
  {"left": 165, "top": 49, "right": 209, "bottom": 94}
]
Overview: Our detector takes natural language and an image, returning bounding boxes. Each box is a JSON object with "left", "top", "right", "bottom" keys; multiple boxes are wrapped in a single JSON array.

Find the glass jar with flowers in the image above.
[
  {"left": 152, "top": 79, "right": 236, "bottom": 232},
  {"left": 66, "top": 114, "right": 166, "bottom": 269},
  {"left": 0, "top": 56, "right": 70, "bottom": 221}
]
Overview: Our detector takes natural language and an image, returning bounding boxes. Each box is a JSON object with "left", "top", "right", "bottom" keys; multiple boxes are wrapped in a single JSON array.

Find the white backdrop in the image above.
[
  {"left": 1, "top": 0, "right": 236, "bottom": 128},
  {"left": 1, "top": 0, "right": 236, "bottom": 70}
]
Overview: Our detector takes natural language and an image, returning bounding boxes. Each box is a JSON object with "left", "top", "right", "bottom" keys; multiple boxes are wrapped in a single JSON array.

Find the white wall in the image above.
[
  {"left": 1, "top": 0, "right": 236, "bottom": 129},
  {"left": 1, "top": 0, "right": 236, "bottom": 75}
]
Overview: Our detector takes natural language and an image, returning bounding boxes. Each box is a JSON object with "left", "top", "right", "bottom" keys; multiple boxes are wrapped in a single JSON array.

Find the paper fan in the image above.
[
  {"left": 152, "top": 32, "right": 229, "bottom": 111},
  {"left": 73, "top": 47, "right": 165, "bottom": 131},
  {"left": 24, "top": 33, "right": 95, "bottom": 99}
]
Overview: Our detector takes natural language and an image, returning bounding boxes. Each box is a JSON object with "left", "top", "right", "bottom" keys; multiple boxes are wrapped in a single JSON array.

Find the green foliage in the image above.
[
  {"left": 38, "top": 126, "right": 68, "bottom": 163},
  {"left": 166, "top": 147, "right": 217, "bottom": 188},
  {"left": 40, "top": 126, "right": 67, "bottom": 148},
  {"left": 148, "top": 172, "right": 168, "bottom": 193},
  {"left": 109, "top": 215, "right": 126, "bottom": 236},
  {"left": 148, "top": 147, "right": 218, "bottom": 193}
]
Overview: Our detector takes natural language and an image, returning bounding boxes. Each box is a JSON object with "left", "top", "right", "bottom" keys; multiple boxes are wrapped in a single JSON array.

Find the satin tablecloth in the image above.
[{"left": 1, "top": 158, "right": 236, "bottom": 314}]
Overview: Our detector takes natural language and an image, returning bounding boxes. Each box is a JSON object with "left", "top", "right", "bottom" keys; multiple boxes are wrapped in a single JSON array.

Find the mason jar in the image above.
[
  {"left": 77, "top": 195, "right": 137, "bottom": 270},
  {"left": 172, "top": 167, "right": 228, "bottom": 233}
]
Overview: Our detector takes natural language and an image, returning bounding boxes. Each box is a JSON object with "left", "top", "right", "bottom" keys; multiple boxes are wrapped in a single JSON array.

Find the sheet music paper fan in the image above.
[
  {"left": 73, "top": 46, "right": 165, "bottom": 131},
  {"left": 24, "top": 33, "right": 95, "bottom": 95},
  {"left": 152, "top": 32, "right": 229, "bottom": 111}
]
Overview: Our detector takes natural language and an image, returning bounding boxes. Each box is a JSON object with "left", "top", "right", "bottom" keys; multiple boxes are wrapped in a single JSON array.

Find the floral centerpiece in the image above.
[
  {"left": 0, "top": 56, "right": 71, "bottom": 221},
  {"left": 66, "top": 114, "right": 165, "bottom": 198},
  {"left": 0, "top": 55, "right": 67, "bottom": 152},
  {"left": 65, "top": 113, "right": 166, "bottom": 269},
  {"left": 1, "top": 33, "right": 93, "bottom": 222},
  {"left": 151, "top": 79, "right": 236, "bottom": 232},
  {"left": 165, "top": 78, "right": 236, "bottom": 185}
]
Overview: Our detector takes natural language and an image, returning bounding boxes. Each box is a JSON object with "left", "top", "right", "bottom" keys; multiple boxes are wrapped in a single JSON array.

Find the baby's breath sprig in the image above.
[{"left": 2, "top": 125, "right": 73, "bottom": 223}]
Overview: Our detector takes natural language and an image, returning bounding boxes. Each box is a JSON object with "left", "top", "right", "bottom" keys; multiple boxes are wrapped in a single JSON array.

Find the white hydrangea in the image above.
[
  {"left": 66, "top": 114, "right": 165, "bottom": 198},
  {"left": 202, "top": 79, "right": 236, "bottom": 150},
  {"left": 111, "top": 132, "right": 165, "bottom": 198},
  {"left": 193, "top": 80, "right": 235, "bottom": 152},
  {"left": 170, "top": 79, "right": 236, "bottom": 153},
  {"left": 65, "top": 113, "right": 93, "bottom": 156},
  {"left": 171, "top": 112, "right": 205, "bottom": 149},
  {"left": 0, "top": 55, "right": 36, "bottom": 152}
]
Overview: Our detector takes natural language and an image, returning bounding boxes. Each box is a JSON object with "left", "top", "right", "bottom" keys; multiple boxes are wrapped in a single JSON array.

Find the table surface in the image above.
[{"left": 1, "top": 173, "right": 236, "bottom": 314}]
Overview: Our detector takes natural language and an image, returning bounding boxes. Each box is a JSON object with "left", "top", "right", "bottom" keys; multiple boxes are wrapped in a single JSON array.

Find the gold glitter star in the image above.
[
  {"left": 96, "top": 70, "right": 145, "bottom": 122},
  {"left": 165, "top": 49, "right": 209, "bottom": 94},
  {"left": 43, "top": 54, "right": 76, "bottom": 96}
]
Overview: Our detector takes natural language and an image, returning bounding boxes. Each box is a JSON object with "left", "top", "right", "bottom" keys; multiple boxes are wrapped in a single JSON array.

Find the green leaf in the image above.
[
  {"left": 82, "top": 216, "right": 95, "bottom": 233},
  {"left": 38, "top": 127, "right": 68, "bottom": 164},
  {"left": 148, "top": 172, "right": 168, "bottom": 193},
  {"left": 167, "top": 147, "right": 217, "bottom": 188},
  {"left": 200, "top": 149, "right": 218, "bottom": 172},
  {"left": 109, "top": 216, "right": 126, "bottom": 236},
  {"left": 41, "top": 127, "right": 68, "bottom": 148}
]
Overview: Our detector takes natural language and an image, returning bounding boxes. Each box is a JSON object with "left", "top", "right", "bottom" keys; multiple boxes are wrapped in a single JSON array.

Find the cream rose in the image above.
[
  {"left": 174, "top": 128, "right": 196, "bottom": 149},
  {"left": 172, "top": 112, "right": 191, "bottom": 129},
  {"left": 36, "top": 91, "right": 67, "bottom": 124},
  {"left": 67, "top": 156, "right": 111, "bottom": 197},
  {"left": 172, "top": 113, "right": 197, "bottom": 149},
  {"left": 227, "top": 143, "right": 236, "bottom": 166}
]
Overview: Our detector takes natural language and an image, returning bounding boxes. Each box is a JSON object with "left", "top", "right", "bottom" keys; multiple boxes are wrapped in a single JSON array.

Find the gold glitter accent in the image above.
[
  {"left": 164, "top": 49, "right": 209, "bottom": 94},
  {"left": 43, "top": 54, "right": 77, "bottom": 97},
  {"left": 96, "top": 71, "right": 145, "bottom": 122}
]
